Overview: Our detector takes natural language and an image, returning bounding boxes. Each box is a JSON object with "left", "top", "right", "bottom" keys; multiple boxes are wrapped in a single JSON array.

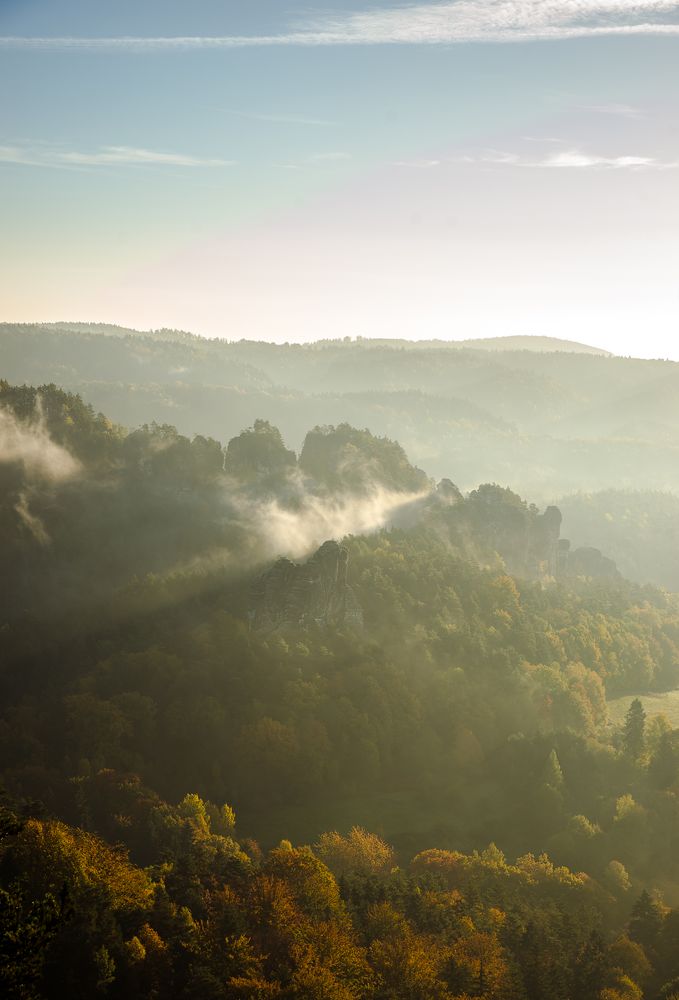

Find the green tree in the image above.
[
  {"left": 629, "top": 890, "right": 664, "bottom": 957},
  {"left": 623, "top": 699, "right": 646, "bottom": 761}
]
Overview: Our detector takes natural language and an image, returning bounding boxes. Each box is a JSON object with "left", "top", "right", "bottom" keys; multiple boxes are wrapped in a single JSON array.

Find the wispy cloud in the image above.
[
  {"left": 2, "top": 1, "right": 679, "bottom": 49},
  {"left": 305, "top": 0, "right": 679, "bottom": 44},
  {"left": 539, "top": 150, "right": 659, "bottom": 168},
  {"left": 476, "top": 147, "right": 679, "bottom": 169},
  {"left": 391, "top": 146, "right": 679, "bottom": 169},
  {"left": 56, "top": 146, "right": 233, "bottom": 167},
  {"left": 0, "top": 145, "right": 42, "bottom": 166},
  {"left": 0, "top": 143, "right": 234, "bottom": 169},
  {"left": 480, "top": 150, "right": 522, "bottom": 164},
  {"left": 393, "top": 158, "right": 443, "bottom": 167}
]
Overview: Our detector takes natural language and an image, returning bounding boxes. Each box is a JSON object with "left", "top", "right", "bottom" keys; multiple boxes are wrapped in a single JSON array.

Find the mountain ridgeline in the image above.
[
  {"left": 4, "top": 375, "right": 679, "bottom": 999},
  {"left": 4, "top": 322, "right": 679, "bottom": 502},
  {"left": 0, "top": 380, "right": 618, "bottom": 631}
]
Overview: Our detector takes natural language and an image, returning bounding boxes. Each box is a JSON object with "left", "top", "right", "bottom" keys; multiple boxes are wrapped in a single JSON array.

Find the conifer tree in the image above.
[{"left": 623, "top": 699, "right": 647, "bottom": 761}]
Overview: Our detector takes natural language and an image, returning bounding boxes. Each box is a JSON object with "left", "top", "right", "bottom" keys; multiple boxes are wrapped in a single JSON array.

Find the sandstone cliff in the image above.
[{"left": 250, "top": 540, "right": 363, "bottom": 633}]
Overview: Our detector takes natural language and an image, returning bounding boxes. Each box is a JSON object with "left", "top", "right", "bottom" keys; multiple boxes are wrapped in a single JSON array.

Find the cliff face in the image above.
[
  {"left": 528, "top": 505, "right": 563, "bottom": 579},
  {"left": 250, "top": 540, "right": 363, "bottom": 633},
  {"left": 458, "top": 486, "right": 564, "bottom": 580},
  {"left": 519, "top": 507, "right": 620, "bottom": 582},
  {"left": 439, "top": 485, "right": 619, "bottom": 582},
  {"left": 250, "top": 499, "right": 619, "bottom": 636},
  {"left": 564, "top": 544, "right": 620, "bottom": 579}
]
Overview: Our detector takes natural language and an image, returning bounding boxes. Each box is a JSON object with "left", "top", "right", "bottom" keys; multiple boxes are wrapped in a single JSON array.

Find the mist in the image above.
[
  {"left": 0, "top": 399, "right": 80, "bottom": 481},
  {"left": 238, "top": 483, "right": 430, "bottom": 563}
]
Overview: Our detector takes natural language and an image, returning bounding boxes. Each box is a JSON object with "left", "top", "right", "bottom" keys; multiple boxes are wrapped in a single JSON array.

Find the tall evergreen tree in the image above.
[
  {"left": 629, "top": 890, "right": 664, "bottom": 956},
  {"left": 624, "top": 699, "right": 647, "bottom": 761}
]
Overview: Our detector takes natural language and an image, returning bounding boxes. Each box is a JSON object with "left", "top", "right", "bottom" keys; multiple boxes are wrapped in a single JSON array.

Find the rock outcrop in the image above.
[
  {"left": 443, "top": 485, "right": 619, "bottom": 582},
  {"left": 249, "top": 500, "right": 619, "bottom": 636},
  {"left": 565, "top": 545, "right": 620, "bottom": 580},
  {"left": 250, "top": 540, "right": 363, "bottom": 633},
  {"left": 528, "top": 505, "right": 563, "bottom": 578},
  {"left": 525, "top": 510, "right": 620, "bottom": 581}
]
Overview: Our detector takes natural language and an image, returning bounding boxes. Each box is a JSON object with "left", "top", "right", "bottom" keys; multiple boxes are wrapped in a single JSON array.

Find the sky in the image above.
[{"left": 1, "top": 0, "right": 678, "bottom": 358}]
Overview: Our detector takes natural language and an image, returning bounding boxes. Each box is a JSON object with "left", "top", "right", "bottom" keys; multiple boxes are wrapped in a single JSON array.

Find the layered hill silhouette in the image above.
[{"left": 3, "top": 323, "right": 678, "bottom": 498}]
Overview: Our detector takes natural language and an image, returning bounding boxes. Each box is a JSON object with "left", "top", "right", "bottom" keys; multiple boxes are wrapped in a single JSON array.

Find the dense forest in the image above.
[
  {"left": 4, "top": 323, "right": 679, "bottom": 502},
  {"left": 4, "top": 376, "right": 679, "bottom": 997}
]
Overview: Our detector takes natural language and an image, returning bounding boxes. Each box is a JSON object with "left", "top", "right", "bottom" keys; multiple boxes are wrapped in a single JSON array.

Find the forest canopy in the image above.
[{"left": 3, "top": 378, "right": 679, "bottom": 998}]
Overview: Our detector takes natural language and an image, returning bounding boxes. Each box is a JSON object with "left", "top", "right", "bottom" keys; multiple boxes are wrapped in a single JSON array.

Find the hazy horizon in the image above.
[
  {"left": 4, "top": 322, "right": 679, "bottom": 363},
  {"left": 2, "top": 1, "right": 679, "bottom": 358}
]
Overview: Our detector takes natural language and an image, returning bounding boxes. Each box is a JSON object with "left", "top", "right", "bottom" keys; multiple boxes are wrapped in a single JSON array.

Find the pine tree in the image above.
[
  {"left": 572, "top": 930, "right": 606, "bottom": 1000},
  {"left": 623, "top": 699, "right": 646, "bottom": 761},
  {"left": 629, "top": 890, "right": 664, "bottom": 955},
  {"left": 543, "top": 749, "right": 564, "bottom": 789}
]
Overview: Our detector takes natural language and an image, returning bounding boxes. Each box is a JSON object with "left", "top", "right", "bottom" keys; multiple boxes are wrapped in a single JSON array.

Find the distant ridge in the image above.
[
  {"left": 4, "top": 319, "right": 679, "bottom": 501},
  {"left": 457, "top": 335, "right": 611, "bottom": 356},
  {"left": 17, "top": 320, "right": 201, "bottom": 345},
  {"left": 329, "top": 334, "right": 612, "bottom": 355},
  {"left": 6, "top": 323, "right": 610, "bottom": 356}
]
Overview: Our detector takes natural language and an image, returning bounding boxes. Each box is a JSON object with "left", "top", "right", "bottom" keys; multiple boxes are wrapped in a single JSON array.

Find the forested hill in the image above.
[
  {"left": 3, "top": 322, "right": 679, "bottom": 498},
  {"left": 6, "top": 382, "right": 679, "bottom": 998},
  {"left": 0, "top": 380, "right": 617, "bottom": 628},
  {"left": 455, "top": 334, "right": 611, "bottom": 354},
  {"left": 557, "top": 491, "right": 679, "bottom": 593}
]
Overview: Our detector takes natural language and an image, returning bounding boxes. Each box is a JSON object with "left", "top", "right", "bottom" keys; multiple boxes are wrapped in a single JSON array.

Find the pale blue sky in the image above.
[{"left": 1, "top": 1, "right": 678, "bottom": 356}]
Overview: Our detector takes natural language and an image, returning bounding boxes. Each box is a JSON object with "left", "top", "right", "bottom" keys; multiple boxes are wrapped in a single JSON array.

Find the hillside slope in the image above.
[{"left": 3, "top": 323, "right": 677, "bottom": 497}]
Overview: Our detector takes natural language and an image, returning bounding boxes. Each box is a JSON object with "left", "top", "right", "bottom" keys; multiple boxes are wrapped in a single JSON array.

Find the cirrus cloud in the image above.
[
  {"left": 0, "top": 143, "right": 234, "bottom": 169},
  {"left": 1, "top": 1, "right": 679, "bottom": 50},
  {"left": 478, "top": 147, "right": 679, "bottom": 168}
]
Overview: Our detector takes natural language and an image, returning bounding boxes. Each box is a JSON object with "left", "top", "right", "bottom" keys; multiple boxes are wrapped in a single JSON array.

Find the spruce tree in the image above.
[{"left": 623, "top": 698, "right": 647, "bottom": 761}]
